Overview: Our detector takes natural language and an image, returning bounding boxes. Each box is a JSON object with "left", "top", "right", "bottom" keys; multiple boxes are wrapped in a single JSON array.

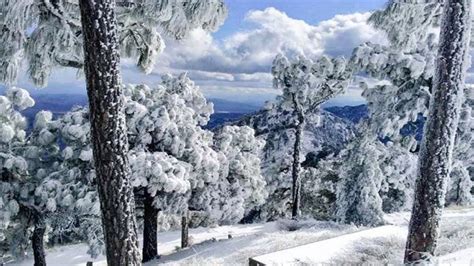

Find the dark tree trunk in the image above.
[
  {"left": 404, "top": 0, "right": 471, "bottom": 263},
  {"left": 181, "top": 213, "right": 189, "bottom": 249},
  {"left": 32, "top": 214, "right": 46, "bottom": 266},
  {"left": 291, "top": 103, "right": 304, "bottom": 219},
  {"left": 78, "top": 0, "right": 140, "bottom": 265},
  {"left": 142, "top": 191, "right": 159, "bottom": 263}
]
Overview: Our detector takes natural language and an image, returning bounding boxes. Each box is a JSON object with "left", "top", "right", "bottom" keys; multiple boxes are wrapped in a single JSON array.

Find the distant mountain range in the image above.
[
  {"left": 324, "top": 105, "right": 368, "bottom": 124},
  {"left": 19, "top": 94, "right": 371, "bottom": 130}
]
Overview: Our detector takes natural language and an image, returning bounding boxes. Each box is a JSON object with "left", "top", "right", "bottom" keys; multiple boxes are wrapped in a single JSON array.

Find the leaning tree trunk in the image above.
[
  {"left": 78, "top": 0, "right": 140, "bottom": 265},
  {"left": 291, "top": 99, "right": 305, "bottom": 219},
  {"left": 142, "top": 191, "right": 159, "bottom": 263},
  {"left": 181, "top": 212, "right": 189, "bottom": 249},
  {"left": 404, "top": 0, "right": 472, "bottom": 263},
  {"left": 32, "top": 213, "right": 46, "bottom": 266}
]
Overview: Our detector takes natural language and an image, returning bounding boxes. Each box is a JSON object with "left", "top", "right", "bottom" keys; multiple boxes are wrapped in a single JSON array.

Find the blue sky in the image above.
[{"left": 18, "top": 0, "right": 390, "bottom": 106}]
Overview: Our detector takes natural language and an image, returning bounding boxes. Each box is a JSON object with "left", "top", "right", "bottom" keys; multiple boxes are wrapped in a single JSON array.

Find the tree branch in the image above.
[{"left": 55, "top": 57, "right": 84, "bottom": 69}]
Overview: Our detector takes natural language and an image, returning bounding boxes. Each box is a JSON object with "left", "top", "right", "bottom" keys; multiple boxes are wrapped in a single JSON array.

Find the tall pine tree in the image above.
[{"left": 405, "top": 0, "right": 472, "bottom": 262}]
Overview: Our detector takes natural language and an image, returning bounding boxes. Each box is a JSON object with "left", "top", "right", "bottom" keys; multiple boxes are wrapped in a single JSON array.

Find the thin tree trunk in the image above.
[
  {"left": 404, "top": 0, "right": 471, "bottom": 263},
  {"left": 181, "top": 212, "right": 189, "bottom": 248},
  {"left": 78, "top": 0, "right": 140, "bottom": 265},
  {"left": 32, "top": 214, "right": 46, "bottom": 266},
  {"left": 291, "top": 98, "right": 304, "bottom": 219},
  {"left": 142, "top": 191, "right": 159, "bottom": 263}
]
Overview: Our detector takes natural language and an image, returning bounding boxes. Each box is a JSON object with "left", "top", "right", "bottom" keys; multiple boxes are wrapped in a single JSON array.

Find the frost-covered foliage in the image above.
[
  {"left": 3, "top": 104, "right": 104, "bottom": 259},
  {"left": 0, "top": 0, "right": 227, "bottom": 86},
  {"left": 124, "top": 74, "right": 265, "bottom": 226},
  {"left": 356, "top": 2, "right": 473, "bottom": 206},
  {"left": 236, "top": 105, "right": 355, "bottom": 222},
  {"left": 333, "top": 0, "right": 473, "bottom": 227},
  {"left": 129, "top": 150, "right": 190, "bottom": 214},
  {"left": 0, "top": 88, "right": 33, "bottom": 246},
  {"left": 272, "top": 54, "right": 351, "bottom": 116},
  {"left": 300, "top": 154, "right": 341, "bottom": 220},
  {"left": 53, "top": 107, "right": 102, "bottom": 257},
  {"left": 268, "top": 54, "right": 352, "bottom": 218},
  {"left": 351, "top": 40, "right": 435, "bottom": 142},
  {"left": 379, "top": 142, "right": 417, "bottom": 212},
  {"left": 335, "top": 124, "right": 385, "bottom": 226},
  {"left": 368, "top": 0, "right": 442, "bottom": 50},
  {"left": 124, "top": 74, "right": 219, "bottom": 221},
  {"left": 446, "top": 87, "right": 474, "bottom": 205},
  {"left": 335, "top": 121, "right": 418, "bottom": 226},
  {"left": 211, "top": 126, "right": 267, "bottom": 224}
]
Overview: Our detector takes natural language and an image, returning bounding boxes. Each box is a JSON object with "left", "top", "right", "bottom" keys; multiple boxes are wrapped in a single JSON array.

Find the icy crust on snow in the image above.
[{"left": 0, "top": 0, "right": 227, "bottom": 87}]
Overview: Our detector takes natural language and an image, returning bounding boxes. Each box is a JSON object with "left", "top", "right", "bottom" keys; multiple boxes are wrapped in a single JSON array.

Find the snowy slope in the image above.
[
  {"left": 9, "top": 208, "right": 474, "bottom": 265},
  {"left": 9, "top": 221, "right": 359, "bottom": 266},
  {"left": 251, "top": 225, "right": 407, "bottom": 265}
]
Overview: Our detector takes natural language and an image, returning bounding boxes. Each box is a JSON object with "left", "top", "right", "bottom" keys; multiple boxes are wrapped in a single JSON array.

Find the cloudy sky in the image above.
[{"left": 18, "top": 0, "right": 389, "bottom": 107}]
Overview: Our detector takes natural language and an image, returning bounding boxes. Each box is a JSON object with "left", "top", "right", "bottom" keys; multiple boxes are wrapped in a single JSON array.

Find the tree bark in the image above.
[
  {"left": 32, "top": 214, "right": 46, "bottom": 266},
  {"left": 142, "top": 191, "right": 159, "bottom": 263},
  {"left": 291, "top": 96, "right": 305, "bottom": 219},
  {"left": 181, "top": 213, "right": 189, "bottom": 249},
  {"left": 78, "top": 0, "right": 140, "bottom": 265},
  {"left": 404, "top": 0, "right": 472, "bottom": 263}
]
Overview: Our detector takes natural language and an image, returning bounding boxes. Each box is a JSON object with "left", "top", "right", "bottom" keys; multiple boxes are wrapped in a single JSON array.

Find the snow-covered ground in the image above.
[{"left": 8, "top": 207, "right": 474, "bottom": 266}]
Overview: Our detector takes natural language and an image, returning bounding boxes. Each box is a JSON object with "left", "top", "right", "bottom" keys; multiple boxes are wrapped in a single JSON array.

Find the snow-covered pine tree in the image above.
[
  {"left": 128, "top": 150, "right": 190, "bottom": 261},
  {"left": 79, "top": 1, "right": 141, "bottom": 263},
  {"left": 333, "top": 0, "right": 473, "bottom": 229},
  {"left": 332, "top": 3, "right": 440, "bottom": 225},
  {"left": 360, "top": 0, "right": 474, "bottom": 206},
  {"left": 125, "top": 74, "right": 266, "bottom": 257},
  {"left": 405, "top": 0, "right": 472, "bottom": 262},
  {"left": 271, "top": 54, "right": 351, "bottom": 218},
  {"left": 0, "top": 1, "right": 227, "bottom": 264},
  {"left": 0, "top": 91, "right": 99, "bottom": 264},
  {"left": 124, "top": 74, "right": 217, "bottom": 261}
]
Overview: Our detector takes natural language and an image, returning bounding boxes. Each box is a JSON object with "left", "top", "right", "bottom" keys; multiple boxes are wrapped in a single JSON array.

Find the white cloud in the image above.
[
  {"left": 146, "top": 8, "right": 386, "bottom": 105},
  {"left": 18, "top": 7, "right": 387, "bottom": 106},
  {"left": 157, "top": 8, "right": 385, "bottom": 76}
]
